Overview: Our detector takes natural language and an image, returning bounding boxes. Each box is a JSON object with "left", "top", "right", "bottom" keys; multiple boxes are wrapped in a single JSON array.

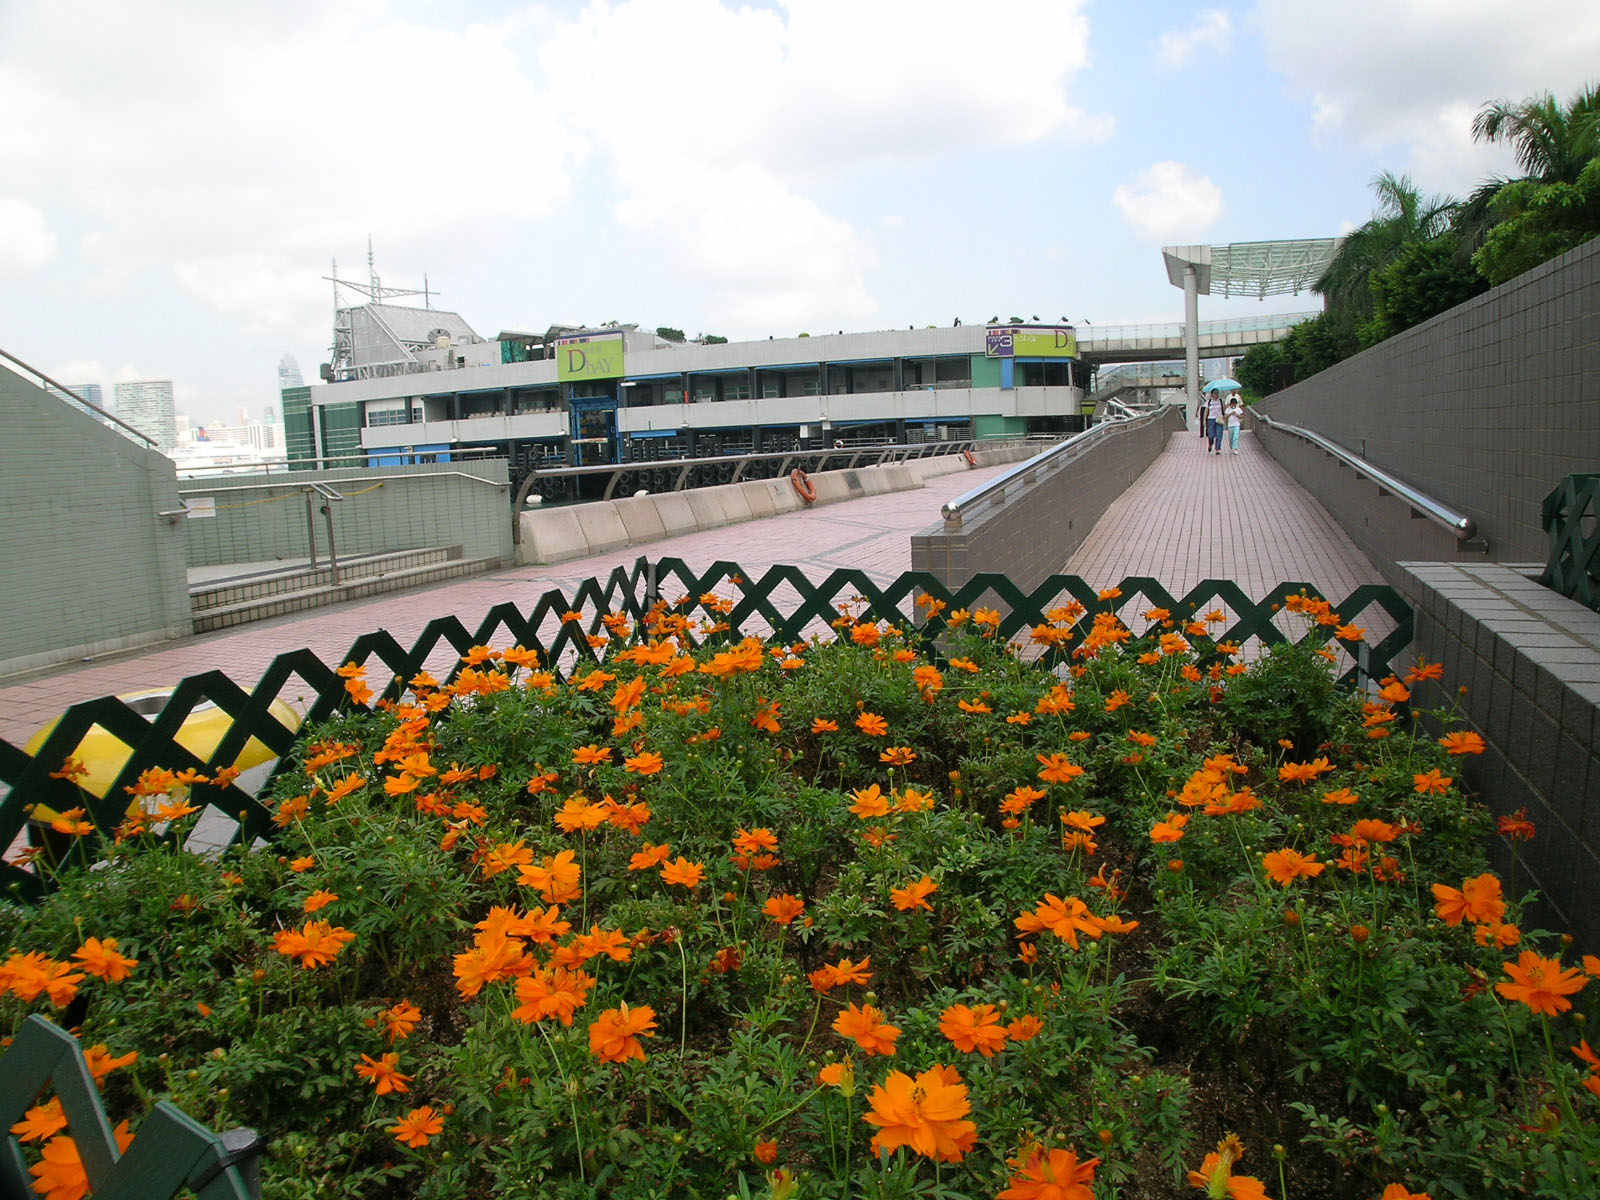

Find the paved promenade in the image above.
[{"left": 1, "top": 432, "right": 1382, "bottom": 745}]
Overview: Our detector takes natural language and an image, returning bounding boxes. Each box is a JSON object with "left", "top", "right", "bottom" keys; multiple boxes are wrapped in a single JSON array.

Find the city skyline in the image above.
[{"left": 2, "top": 1, "right": 1598, "bottom": 427}]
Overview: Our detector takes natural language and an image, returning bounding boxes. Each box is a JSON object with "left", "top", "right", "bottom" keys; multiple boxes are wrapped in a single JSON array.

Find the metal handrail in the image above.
[
  {"left": 0, "top": 347, "right": 159, "bottom": 447},
  {"left": 1250, "top": 408, "right": 1480, "bottom": 542},
  {"left": 941, "top": 408, "right": 1171, "bottom": 526},
  {"left": 175, "top": 470, "right": 508, "bottom": 498},
  {"left": 171, "top": 447, "right": 503, "bottom": 478}
]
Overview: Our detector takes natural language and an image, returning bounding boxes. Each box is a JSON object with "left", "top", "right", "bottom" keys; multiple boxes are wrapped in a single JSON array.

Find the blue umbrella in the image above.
[{"left": 1202, "top": 378, "right": 1242, "bottom": 393}]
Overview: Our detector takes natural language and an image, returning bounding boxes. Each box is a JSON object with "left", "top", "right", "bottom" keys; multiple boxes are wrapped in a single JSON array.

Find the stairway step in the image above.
[
  {"left": 192, "top": 555, "right": 499, "bottom": 633},
  {"left": 190, "top": 547, "right": 462, "bottom": 611}
]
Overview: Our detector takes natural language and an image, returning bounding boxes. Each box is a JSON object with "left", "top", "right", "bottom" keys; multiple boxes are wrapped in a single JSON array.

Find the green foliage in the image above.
[
  {"left": 654, "top": 327, "right": 686, "bottom": 342},
  {"left": 1472, "top": 158, "right": 1600, "bottom": 285},
  {"left": 3, "top": 596, "right": 1593, "bottom": 1199},
  {"left": 1364, "top": 236, "right": 1490, "bottom": 343}
]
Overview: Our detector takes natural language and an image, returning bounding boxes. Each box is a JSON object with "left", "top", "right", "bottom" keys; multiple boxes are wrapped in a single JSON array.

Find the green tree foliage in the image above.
[
  {"left": 1314, "top": 172, "right": 1459, "bottom": 328},
  {"left": 654, "top": 326, "right": 686, "bottom": 342},
  {"left": 1472, "top": 158, "right": 1600, "bottom": 284},
  {"left": 1364, "top": 236, "right": 1490, "bottom": 343}
]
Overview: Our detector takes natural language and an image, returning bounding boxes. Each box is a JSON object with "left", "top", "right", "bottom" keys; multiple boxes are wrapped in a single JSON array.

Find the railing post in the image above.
[
  {"left": 322, "top": 499, "right": 340, "bottom": 586},
  {"left": 304, "top": 491, "right": 318, "bottom": 569}
]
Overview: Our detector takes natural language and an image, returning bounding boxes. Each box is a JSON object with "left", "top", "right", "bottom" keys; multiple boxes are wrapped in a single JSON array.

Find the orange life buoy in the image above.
[
  {"left": 963, "top": 450, "right": 977, "bottom": 467},
  {"left": 790, "top": 468, "right": 817, "bottom": 504}
]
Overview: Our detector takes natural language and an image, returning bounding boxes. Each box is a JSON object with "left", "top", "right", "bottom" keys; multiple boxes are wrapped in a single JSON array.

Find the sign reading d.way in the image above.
[
  {"left": 556, "top": 333, "right": 627, "bottom": 382},
  {"left": 984, "top": 326, "right": 1077, "bottom": 359}
]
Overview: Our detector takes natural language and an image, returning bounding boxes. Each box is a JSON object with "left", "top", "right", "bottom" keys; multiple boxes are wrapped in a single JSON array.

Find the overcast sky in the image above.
[{"left": 2, "top": 0, "right": 1597, "bottom": 425}]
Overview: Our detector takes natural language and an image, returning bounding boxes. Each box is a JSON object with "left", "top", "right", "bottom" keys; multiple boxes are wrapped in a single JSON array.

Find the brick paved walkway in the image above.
[
  {"left": 0, "top": 465, "right": 1004, "bottom": 743},
  {"left": 1066, "top": 428, "right": 1383, "bottom": 598},
  {"left": 1, "top": 434, "right": 1383, "bottom": 745}
]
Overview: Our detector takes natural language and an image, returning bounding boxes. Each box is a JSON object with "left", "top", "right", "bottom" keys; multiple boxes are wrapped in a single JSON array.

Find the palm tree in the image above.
[
  {"left": 1314, "top": 172, "right": 1459, "bottom": 325},
  {"left": 1471, "top": 83, "right": 1600, "bottom": 185}
]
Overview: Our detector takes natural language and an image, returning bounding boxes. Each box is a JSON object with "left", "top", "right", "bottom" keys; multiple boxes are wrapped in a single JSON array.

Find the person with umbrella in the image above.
[{"left": 1201, "top": 378, "right": 1241, "bottom": 455}]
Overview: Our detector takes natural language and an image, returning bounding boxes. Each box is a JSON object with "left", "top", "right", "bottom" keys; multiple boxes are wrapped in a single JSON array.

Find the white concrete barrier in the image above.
[{"left": 514, "top": 448, "right": 1041, "bottom": 565}]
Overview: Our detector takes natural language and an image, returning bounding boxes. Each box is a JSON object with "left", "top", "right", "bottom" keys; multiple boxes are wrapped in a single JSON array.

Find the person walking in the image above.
[
  {"left": 1204, "top": 390, "right": 1225, "bottom": 454},
  {"left": 1224, "top": 396, "right": 1244, "bottom": 454}
]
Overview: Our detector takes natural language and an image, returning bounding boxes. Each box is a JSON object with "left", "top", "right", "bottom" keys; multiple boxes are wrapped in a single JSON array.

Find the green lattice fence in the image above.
[
  {"left": 0, "top": 1015, "right": 261, "bottom": 1199},
  {"left": 1, "top": 557, "right": 1409, "bottom": 899},
  {"left": 1541, "top": 472, "right": 1600, "bottom": 612}
]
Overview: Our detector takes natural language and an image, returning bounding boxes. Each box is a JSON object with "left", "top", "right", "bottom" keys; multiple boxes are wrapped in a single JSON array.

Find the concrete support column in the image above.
[{"left": 1184, "top": 264, "right": 1200, "bottom": 411}]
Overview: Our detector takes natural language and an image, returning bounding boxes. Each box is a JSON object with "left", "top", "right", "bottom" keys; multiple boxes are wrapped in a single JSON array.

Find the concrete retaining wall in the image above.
[
  {"left": 1399, "top": 561, "right": 1600, "bottom": 950},
  {"left": 182, "top": 460, "right": 513, "bottom": 568},
  {"left": 0, "top": 364, "right": 191, "bottom": 677},
  {"left": 1254, "top": 236, "right": 1600, "bottom": 565},
  {"left": 516, "top": 448, "right": 1034, "bottom": 566},
  {"left": 910, "top": 408, "right": 1184, "bottom": 591}
]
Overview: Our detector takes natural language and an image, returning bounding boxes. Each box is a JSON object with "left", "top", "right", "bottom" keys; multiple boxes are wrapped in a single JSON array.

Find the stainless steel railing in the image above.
[
  {"left": 1250, "top": 408, "right": 1481, "bottom": 543},
  {"left": 940, "top": 409, "right": 1173, "bottom": 528},
  {"left": 0, "top": 347, "right": 159, "bottom": 448}
]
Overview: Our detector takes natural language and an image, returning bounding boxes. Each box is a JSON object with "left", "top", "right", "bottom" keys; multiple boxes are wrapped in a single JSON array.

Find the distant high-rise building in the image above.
[
  {"left": 278, "top": 354, "right": 304, "bottom": 392},
  {"left": 44, "top": 382, "right": 106, "bottom": 419},
  {"left": 114, "top": 380, "right": 178, "bottom": 449}
]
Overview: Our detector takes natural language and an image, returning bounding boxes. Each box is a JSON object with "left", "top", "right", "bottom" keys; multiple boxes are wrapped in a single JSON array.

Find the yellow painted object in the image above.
[{"left": 24, "top": 689, "right": 303, "bottom": 822}]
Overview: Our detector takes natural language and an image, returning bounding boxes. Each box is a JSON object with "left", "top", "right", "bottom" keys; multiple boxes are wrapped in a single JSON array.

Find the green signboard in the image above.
[
  {"left": 556, "top": 334, "right": 626, "bottom": 382},
  {"left": 1012, "top": 328, "right": 1077, "bottom": 358}
]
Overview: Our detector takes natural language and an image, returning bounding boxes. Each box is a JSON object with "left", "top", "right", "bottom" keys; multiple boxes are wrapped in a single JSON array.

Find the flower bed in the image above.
[{"left": 3, "top": 589, "right": 1593, "bottom": 1200}]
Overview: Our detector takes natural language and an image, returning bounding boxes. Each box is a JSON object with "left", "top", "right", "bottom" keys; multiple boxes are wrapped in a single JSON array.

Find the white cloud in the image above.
[
  {"left": 0, "top": 3, "right": 579, "bottom": 337},
  {"left": 1112, "top": 162, "right": 1224, "bottom": 241},
  {"left": 0, "top": 197, "right": 58, "bottom": 277},
  {"left": 1156, "top": 9, "right": 1233, "bottom": 69},
  {"left": 1251, "top": 0, "right": 1600, "bottom": 192},
  {"left": 536, "top": 0, "right": 1102, "bottom": 335}
]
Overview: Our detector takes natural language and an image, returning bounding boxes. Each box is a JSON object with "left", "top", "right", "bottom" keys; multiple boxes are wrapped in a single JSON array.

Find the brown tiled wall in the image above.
[
  {"left": 910, "top": 407, "right": 1182, "bottom": 592},
  {"left": 1399, "top": 561, "right": 1600, "bottom": 949},
  {"left": 1256, "top": 236, "right": 1600, "bottom": 565}
]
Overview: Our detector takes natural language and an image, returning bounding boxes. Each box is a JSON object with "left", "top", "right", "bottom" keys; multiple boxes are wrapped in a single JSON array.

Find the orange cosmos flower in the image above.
[
  {"left": 813, "top": 955, "right": 872, "bottom": 991},
  {"left": 939, "top": 1003, "right": 1008, "bottom": 1057},
  {"left": 288, "top": 855, "right": 315, "bottom": 873},
  {"left": 373, "top": 1001, "right": 421, "bottom": 1043},
  {"left": 10, "top": 1097, "right": 68, "bottom": 1143},
  {"left": 834, "top": 1002, "right": 901, "bottom": 1056},
  {"left": 30, "top": 1123, "right": 135, "bottom": 1200},
  {"left": 763, "top": 894, "right": 806, "bottom": 925},
  {"left": 1187, "top": 1134, "right": 1269, "bottom": 1199},
  {"left": 812, "top": 718, "right": 839, "bottom": 733},
  {"left": 1000, "top": 1146, "right": 1100, "bottom": 1200},
  {"left": 512, "top": 966, "right": 595, "bottom": 1026},
  {"left": 1006, "top": 1014, "right": 1044, "bottom": 1043},
  {"left": 1439, "top": 730, "right": 1485, "bottom": 755},
  {"left": 573, "top": 744, "right": 613, "bottom": 765},
  {"left": 863, "top": 1064, "right": 977, "bottom": 1163},
  {"left": 1278, "top": 757, "right": 1335, "bottom": 783},
  {"left": 891, "top": 876, "right": 939, "bottom": 912},
  {"left": 1061, "top": 810, "right": 1105, "bottom": 833},
  {"left": 1474, "top": 921, "right": 1521, "bottom": 949},
  {"left": 603, "top": 797, "right": 652, "bottom": 834},
  {"left": 589, "top": 1002, "right": 657, "bottom": 1063},
  {"left": 452, "top": 934, "right": 531, "bottom": 997},
  {"left": 1015, "top": 894, "right": 1102, "bottom": 949},
  {"left": 849, "top": 784, "right": 892, "bottom": 820},
  {"left": 1413, "top": 768, "right": 1453, "bottom": 794},
  {"left": 1496, "top": 950, "right": 1589, "bottom": 1016},
  {"left": 302, "top": 890, "right": 339, "bottom": 914},
  {"left": 518, "top": 849, "right": 582, "bottom": 904},
  {"left": 1321, "top": 787, "right": 1360, "bottom": 805},
  {"left": 389, "top": 1105, "right": 444, "bottom": 1148},
  {"left": 855, "top": 712, "right": 889, "bottom": 737},
  {"left": 1377, "top": 1186, "right": 1432, "bottom": 1200},
  {"left": 1261, "top": 848, "right": 1326, "bottom": 887},
  {"left": 1151, "top": 814, "right": 1189, "bottom": 843},
  {"left": 733, "top": 827, "right": 779, "bottom": 856},
  {"left": 880, "top": 746, "right": 917, "bottom": 765},
  {"left": 1496, "top": 808, "right": 1536, "bottom": 841},
  {"left": 1348, "top": 819, "right": 1400, "bottom": 845},
  {"left": 659, "top": 857, "right": 705, "bottom": 888},
  {"left": 480, "top": 840, "right": 535, "bottom": 878},
  {"left": 355, "top": 1052, "right": 412, "bottom": 1095},
  {"left": 624, "top": 750, "right": 664, "bottom": 775},
  {"left": 1036, "top": 754, "right": 1085, "bottom": 784},
  {"left": 818, "top": 1058, "right": 856, "bottom": 1092},
  {"left": 71, "top": 937, "right": 138, "bottom": 984},
  {"left": 273, "top": 920, "right": 356, "bottom": 969},
  {"left": 1431, "top": 873, "right": 1504, "bottom": 926},
  {"left": 628, "top": 842, "right": 672, "bottom": 871},
  {"left": 554, "top": 797, "right": 609, "bottom": 833}
]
